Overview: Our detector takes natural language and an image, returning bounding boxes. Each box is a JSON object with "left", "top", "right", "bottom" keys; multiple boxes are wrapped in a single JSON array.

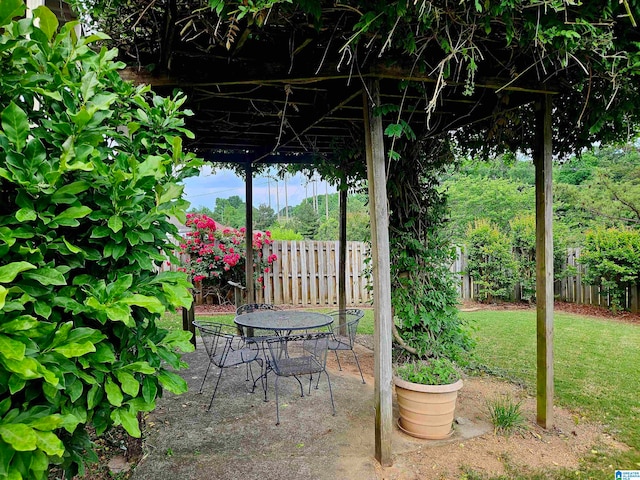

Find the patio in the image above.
[{"left": 130, "top": 337, "right": 492, "bottom": 480}]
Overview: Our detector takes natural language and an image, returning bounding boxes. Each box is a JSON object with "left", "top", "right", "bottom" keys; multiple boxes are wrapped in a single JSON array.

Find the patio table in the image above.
[
  {"left": 234, "top": 310, "right": 333, "bottom": 401},
  {"left": 234, "top": 310, "right": 333, "bottom": 334}
]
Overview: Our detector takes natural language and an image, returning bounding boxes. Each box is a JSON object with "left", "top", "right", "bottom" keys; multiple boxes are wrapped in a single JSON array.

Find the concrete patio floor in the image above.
[{"left": 131, "top": 339, "right": 491, "bottom": 480}]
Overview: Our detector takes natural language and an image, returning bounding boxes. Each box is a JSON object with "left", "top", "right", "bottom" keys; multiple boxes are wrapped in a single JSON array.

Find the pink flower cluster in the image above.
[{"left": 179, "top": 213, "right": 277, "bottom": 288}]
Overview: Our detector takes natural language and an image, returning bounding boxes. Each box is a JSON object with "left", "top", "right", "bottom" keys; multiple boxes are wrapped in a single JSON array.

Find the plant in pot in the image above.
[{"left": 394, "top": 358, "right": 463, "bottom": 439}]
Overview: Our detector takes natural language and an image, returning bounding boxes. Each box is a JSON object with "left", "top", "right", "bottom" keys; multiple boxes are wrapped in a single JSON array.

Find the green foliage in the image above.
[
  {"left": 486, "top": 395, "right": 526, "bottom": 436},
  {"left": 292, "top": 200, "right": 320, "bottom": 239},
  {"left": 0, "top": 7, "right": 200, "bottom": 478},
  {"left": 510, "top": 214, "right": 537, "bottom": 302},
  {"left": 388, "top": 137, "right": 474, "bottom": 363},
  {"left": 443, "top": 173, "right": 535, "bottom": 242},
  {"left": 466, "top": 220, "right": 518, "bottom": 302},
  {"left": 254, "top": 203, "right": 276, "bottom": 231},
  {"left": 212, "top": 195, "right": 245, "bottom": 228},
  {"left": 580, "top": 227, "right": 640, "bottom": 311},
  {"left": 268, "top": 225, "right": 303, "bottom": 240},
  {"left": 396, "top": 358, "right": 460, "bottom": 385}
]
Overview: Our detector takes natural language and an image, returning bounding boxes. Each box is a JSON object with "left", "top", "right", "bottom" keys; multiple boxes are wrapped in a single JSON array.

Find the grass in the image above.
[
  {"left": 461, "top": 308, "right": 640, "bottom": 477},
  {"left": 486, "top": 395, "right": 526, "bottom": 435}
]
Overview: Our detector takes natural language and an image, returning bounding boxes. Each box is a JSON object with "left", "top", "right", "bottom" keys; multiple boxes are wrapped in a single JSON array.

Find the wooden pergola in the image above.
[{"left": 91, "top": 2, "right": 609, "bottom": 466}]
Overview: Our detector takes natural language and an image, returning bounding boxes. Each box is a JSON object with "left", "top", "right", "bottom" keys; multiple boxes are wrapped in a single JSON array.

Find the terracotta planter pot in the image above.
[{"left": 394, "top": 377, "right": 463, "bottom": 439}]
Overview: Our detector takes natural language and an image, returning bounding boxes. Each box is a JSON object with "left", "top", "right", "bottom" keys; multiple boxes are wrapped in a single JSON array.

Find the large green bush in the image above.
[
  {"left": 466, "top": 219, "right": 518, "bottom": 302},
  {"left": 580, "top": 227, "right": 640, "bottom": 312},
  {"left": 0, "top": 3, "right": 201, "bottom": 478}
]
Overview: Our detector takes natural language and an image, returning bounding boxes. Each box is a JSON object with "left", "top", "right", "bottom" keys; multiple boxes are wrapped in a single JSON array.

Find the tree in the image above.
[
  {"left": 293, "top": 201, "right": 320, "bottom": 239},
  {"left": 212, "top": 195, "right": 245, "bottom": 228},
  {"left": 0, "top": 4, "right": 199, "bottom": 477},
  {"left": 254, "top": 203, "right": 276, "bottom": 231}
]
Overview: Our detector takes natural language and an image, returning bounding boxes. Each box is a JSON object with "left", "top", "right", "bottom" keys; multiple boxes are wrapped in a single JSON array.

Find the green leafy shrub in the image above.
[
  {"left": 466, "top": 219, "right": 518, "bottom": 302},
  {"left": 580, "top": 227, "right": 640, "bottom": 311},
  {"left": 0, "top": 3, "right": 201, "bottom": 478},
  {"left": 396, "top": 358, "right": 460, "bottom": 385}
]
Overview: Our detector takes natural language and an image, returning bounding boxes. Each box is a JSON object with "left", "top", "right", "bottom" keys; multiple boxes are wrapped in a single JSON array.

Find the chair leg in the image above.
[
  {"left": 323, "top": 369, "right": 336, "bottom": 416},
  {"left": 274, "top": 376, "right": 281, "bottom": 425},
  {"left": 293, "top": 375, "right": 304, "bottom": 397},
  {"left": 334, "top": 349, "right": 342, "bottom": 371},
  {"left": 352, "top": 350, "right": 366, "bottom": 384},
  {"left": 207, "top": 368, "right": 224, "bottom": 412},
  {"left": 199, "top": 361, "right": 213, "bottom": 394}
]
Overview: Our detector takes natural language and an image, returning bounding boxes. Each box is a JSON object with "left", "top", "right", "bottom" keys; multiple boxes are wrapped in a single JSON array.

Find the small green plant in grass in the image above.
[{"left": 487, "top": 395, "right": 526, "bottom": 435}]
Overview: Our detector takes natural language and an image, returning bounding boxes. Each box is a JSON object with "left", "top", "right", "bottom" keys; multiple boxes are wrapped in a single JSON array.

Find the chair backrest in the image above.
[
  {"left": 266, "top": 332, "right": 331, "bottom": 376},
  {"left": 329, "top": 309, "right": 364, "bottom": 347},
  {"left": 192, "top": 321, "right": 240, "bottom": 367},
  {"left": 236, "top": 303, "right": 277, "bottom": 315}
]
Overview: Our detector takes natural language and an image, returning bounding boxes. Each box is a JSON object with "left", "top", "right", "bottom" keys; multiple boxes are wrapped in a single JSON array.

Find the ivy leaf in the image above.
[
  {"left": 121, "top": 294, "right": 165, "bottom": 314},
  {"left": 115, "top": 371, "right": 139, "bottom": 397},
  {"left": 33, "top": 6, "right": 58, "bottom": 40},
  {"left": 0, "top": 286, "right": 6, "bottom": 310},
  {"left": 34, "top": 430, "right": 64, "bottom": 457},
  {"left": 1, "top": 102, "right": 29, "bottom": 152},
  {"left": 53, "top": 341, "right": 96, "bottom": 358},
  {"left": 111, "top": 408, "right": 141, "bottom": 438},
  {"left": 107, "top": 215, "right": 123, "bottom": 233},
  {"left": 104, "top": 376, "right": 123, "bottom": 407},
  {"left": 142, "top": 377, "right": 158, "bottom": 403},
  {"left": 157, "top": 370, "right": 188, "bottom": 395},
  {"left": 23, "top": 267, "right": 66, "bottom": 286},
  {"left": 0, "top": 334, "right": 26, "bottom": 360},
  {"left": 87, "top": 384, "right": 103, "bottom": 410},
  {"left": 15, "top": 208, "right": 37, "bottom": 222},
  {"left": 0, "top": 424, "right": 37, "bottom": 451},
  {"left": 0, "top": 0, "right": 24, "bottom": 27},
  {"left": 0, "top": 262, "right": 36, "bottom": 283}
]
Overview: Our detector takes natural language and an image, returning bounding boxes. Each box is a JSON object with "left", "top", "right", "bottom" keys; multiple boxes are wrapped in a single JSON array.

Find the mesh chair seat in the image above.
[
  {"left": 266, "top": 332, "right": 335, "bottom": 425},
  {"left": 212, "top": 347, "right": 260, "bottom": 368}
]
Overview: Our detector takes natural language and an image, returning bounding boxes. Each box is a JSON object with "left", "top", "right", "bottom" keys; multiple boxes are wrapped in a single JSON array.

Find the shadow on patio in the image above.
[{"left": 131, "top": 339, "right": 491, "bottom": 480}]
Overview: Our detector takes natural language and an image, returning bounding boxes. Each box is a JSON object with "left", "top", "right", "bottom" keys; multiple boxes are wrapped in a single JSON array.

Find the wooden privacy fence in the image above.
[
  {"left": 257, "top": 240, "right": 372, "bottom": 306},
  {"left": 455, "top": 247, "right": 640, "bottom": 311},
  {"left": 555, "top": 247, "right": 640, "bottom": 311}
]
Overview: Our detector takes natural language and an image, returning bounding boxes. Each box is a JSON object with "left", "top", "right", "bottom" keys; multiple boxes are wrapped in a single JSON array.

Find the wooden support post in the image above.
[
  {"left": 182, "top": 305, "right": 196, "bottom": 347},
  {"left": 338, "top": 186, "right": 348, "bottom": 334},
  {"left": 364, "top": 80, "right": 393, "bottom": 466},
  {"left": 535, "top": 94, "right": 554, "bottom": 429},
  {"left": 245, "top": 161, "right": 255, "bottom": 304}
]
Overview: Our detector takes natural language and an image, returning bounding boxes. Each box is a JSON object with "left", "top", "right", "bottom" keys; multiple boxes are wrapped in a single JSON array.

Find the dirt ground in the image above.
[{"left": 64, "top": 300, "right": 635, "bottom": 479}]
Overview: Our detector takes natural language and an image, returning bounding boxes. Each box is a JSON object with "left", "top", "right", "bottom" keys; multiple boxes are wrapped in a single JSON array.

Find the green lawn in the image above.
[{"left": 461, "top": 308, "right": 640, "bottom": 477}]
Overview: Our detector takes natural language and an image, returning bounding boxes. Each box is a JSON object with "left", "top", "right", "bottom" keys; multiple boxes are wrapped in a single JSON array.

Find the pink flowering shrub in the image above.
[{"left": 179, "top": 213, "right": 276, "bottom": 299}]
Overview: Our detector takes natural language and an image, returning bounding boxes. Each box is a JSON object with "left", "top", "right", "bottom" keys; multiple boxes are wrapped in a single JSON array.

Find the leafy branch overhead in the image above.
[
  {"left": 0, "top": 2, "right": 201, "bottom": 478},
  {"left": 72, "top": 0, "right": 640, "bottom": 156}
]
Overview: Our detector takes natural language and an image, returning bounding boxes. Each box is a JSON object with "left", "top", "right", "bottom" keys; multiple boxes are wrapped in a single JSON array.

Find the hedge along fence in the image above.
[{"left": 457, "top": 247, "right": 640, "bottom": 312}]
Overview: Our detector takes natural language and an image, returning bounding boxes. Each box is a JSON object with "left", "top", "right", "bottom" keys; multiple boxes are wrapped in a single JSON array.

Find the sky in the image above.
[{"left": 182, "top": 165, "right": 337, "bottom": 211}]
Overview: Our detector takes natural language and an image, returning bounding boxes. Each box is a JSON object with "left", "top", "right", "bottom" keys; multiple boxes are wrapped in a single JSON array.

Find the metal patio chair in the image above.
[
  {"left": 266, "top": 332, "right": 335, "bottom": 425},
  {"left": 192, "top": 321, "right": 263, "bottom": 412},
  {"left": 327, "top": 309, "right": 366, "bottom": 384}
]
